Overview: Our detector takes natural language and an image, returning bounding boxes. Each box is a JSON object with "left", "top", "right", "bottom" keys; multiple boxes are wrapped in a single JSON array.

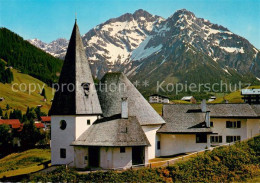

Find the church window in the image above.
[
  {"left": 60, "top": 120, "right": 67, "bottom": 130},
  {"left": 196, "top": 134, "right": 207, "bottom": 143},
  {"left": 87, "top": 120, "right": 91, "bottom": 125},
  {"left": 120, "top": 147, "right": 125, "bottom": 153},
  {"left": 60, "top": 148, "right": 66, "bottom": 158},
  {"left": 157, "top": 141, "right": 161, "bottom": 150}
]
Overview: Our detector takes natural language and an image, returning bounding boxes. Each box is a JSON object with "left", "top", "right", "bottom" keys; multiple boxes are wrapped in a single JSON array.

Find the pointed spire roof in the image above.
[{"left": 50, "top": 21, "right": 102, "bottom": 115}]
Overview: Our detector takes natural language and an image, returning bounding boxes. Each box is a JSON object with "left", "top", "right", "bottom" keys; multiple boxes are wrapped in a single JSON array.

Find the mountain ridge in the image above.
[{"left": 28, "top": 9, "right": 260, "bottom": 91}]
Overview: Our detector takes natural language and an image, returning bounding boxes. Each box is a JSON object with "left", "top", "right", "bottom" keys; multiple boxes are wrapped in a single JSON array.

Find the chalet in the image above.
[
  {"left": 50, "top": 20, "right": 260, "bottom": 170},
  {"left": 0, "top": 119, "right": 22, "bottom": 147},
  {"left": 149, "top": 94, "right": 170, "bottom": 103},
  {"left": 0, "top": 119, "right": 21, "bottom": 129},
  {"left": 158, "top": 102, "right": 260, "bottom": 156},
  {"left": 181, "top": 96, "right": 196, "bottom": 103},
  {"left": 41, "top": 116, "right": 51, "bottom": 130},
  {"left": 241, "top": 89, "right": 260, "bottom": 104}
]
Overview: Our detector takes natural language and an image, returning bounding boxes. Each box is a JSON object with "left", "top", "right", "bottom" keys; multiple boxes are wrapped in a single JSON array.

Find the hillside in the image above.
[
  {"left": 211, "top": 86, "right": 260, "bottom": 103},
  {"left": 0, "top": 149, "right": 50, "bottom": 178},
  {"left": 0, "top": 28, "right": 63, "bottom": 85},
  {"left": 0, "top": 67, "right": 54, "bottom": 114}
]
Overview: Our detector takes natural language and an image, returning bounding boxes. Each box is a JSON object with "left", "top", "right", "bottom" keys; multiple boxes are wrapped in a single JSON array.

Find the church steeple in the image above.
[{"left": 50, "top": 21, "right": 102, "bottom": 115}]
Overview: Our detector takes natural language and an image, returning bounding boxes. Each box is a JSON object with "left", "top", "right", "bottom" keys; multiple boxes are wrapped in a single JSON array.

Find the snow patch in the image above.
[
  {"left": 131, "top": 36, "right": 163, "bottom": 61},
  {"left": 220, "top": 47, "right": 244, "bottom": 53},
  {"left": 223, "top": 67, "right": 231, "bottom": 75}
]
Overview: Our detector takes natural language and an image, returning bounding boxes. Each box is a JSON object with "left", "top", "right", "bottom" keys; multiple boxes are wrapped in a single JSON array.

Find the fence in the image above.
[{"left": 112, "top": 142, "right": 236, "bottom": 171}]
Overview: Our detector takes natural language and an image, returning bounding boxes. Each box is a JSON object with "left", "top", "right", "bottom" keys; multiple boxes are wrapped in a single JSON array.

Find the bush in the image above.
[{"left": 28, "top": 136, "right": 260, "bottom": 182}]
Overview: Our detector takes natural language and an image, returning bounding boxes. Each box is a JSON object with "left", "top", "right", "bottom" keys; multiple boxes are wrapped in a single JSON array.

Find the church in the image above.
[
  {"left": 50, "top": 20, "right": 260, "bottom": 170},
  {"left": 49, "top": 20, "right": 165, "bottom": 169}
]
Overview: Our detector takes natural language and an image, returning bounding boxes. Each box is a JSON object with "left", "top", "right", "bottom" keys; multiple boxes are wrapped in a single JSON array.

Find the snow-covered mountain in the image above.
[
  {"left": 123, "top": 9, "right": 260, "bottom": 89},
  {"left": 82, "top": 9, "right": 164, "bottom": 78},
  {"left": 28, "top": 38, "right": 68, "bottom": 59},
  {"left": 28, "top": 9, "right": 260, "bottom": 89}
]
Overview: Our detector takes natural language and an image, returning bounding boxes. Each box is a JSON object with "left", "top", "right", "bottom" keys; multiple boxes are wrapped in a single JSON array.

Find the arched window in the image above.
[{"left": 60, "top": 120, "right": 67, "bottom": 130}]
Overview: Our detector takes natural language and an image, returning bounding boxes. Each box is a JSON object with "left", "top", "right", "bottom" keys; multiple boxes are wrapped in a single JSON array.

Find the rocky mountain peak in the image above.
[
  {"left": 133, "top": 9, "right": 155, "bottom": 20},
  {"left": 28, "top": 9, "right": 260, "bottom": 85}
]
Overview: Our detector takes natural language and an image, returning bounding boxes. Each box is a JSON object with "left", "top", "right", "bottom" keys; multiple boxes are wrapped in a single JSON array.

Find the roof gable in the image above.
[{"left": 72, "top": 116, "right": 150, "bottom": 146}]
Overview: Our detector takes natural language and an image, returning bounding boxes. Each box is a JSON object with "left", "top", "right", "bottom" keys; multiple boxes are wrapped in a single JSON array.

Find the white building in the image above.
[
  {"left": 149, "top": 94, "right": 170, "bottom": 103},
  {"left": 50, "top": 20, "right": 260, "bottom": 170},
  {"left": 50, "top": 20, "right": 165, "bottom": 169},
  {"left": 241, "top": 89, "right": 260, "bottom": 104},
  {"left": 158, "top": 103, "right": 260, "bottom": 156}
]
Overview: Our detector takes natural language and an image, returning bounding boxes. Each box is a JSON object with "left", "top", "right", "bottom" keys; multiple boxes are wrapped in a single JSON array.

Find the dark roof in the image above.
[
  {"left": 50, "top": 21, "right": 102, "bottom": 115},
  {"left": 158, "top": 105, "right": 212, "bottom": 133},
  {"left": 72, "top": 116, "right": 150, "bottom": 146},
  {"left": 97, "top": 73, "right": 165, "bottom": 125},
  {"left": 150, "top": 94, "right": 169, "bottom": 99}
]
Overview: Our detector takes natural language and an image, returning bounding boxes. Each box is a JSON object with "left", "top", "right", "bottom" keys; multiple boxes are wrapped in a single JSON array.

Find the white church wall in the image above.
[
  {"left": 155, "top": 134, "right": 161, "bottom": 157},
  {"left": 111, "top": 147, "right": 132, "bottom": 169},
  {"left": 160, "top": 134, "right": 209, "bottom": 156},
  {"left": 210, "top": 118, "right": 247, "bottom": 143},
  {"left": 74, "top": 146, "right": 88, "bottom": 169},
  {"left": 99, "top": 147, "right": 132, "bottom": 169},
  {"left": 142, "top": 125, "right": 161, "bottom": 159},
  {"left": 100, "top": 147, "right": 113, "bottom": 169},
  {"left": 51, "top": 115, "right": 76, "bottom": 165},
  {"left": 246, "top": 119, "right": 260, "bottom": 139},
  {"left": 75, "top": 116, "right": 98, "bottom": 139}
]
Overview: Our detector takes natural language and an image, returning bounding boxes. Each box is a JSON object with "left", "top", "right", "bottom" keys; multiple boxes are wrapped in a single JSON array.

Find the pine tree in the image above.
[
  {"left": 41, "top": 88, "right": 47, "bottom": 99},
  {"left": 3, "top": 112, "right": 8, "bottom": 119}
]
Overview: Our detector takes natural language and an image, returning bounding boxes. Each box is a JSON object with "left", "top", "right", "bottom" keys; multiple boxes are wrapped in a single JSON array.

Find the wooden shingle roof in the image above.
[
  {"left": 158, "top": 105, "right": 212, "bottom": 133},
  {"left": 72, "top": 116, "right": 150, "bottom": 146},
  {"left": 50, "top": 21, "right": 102, "bottom": 115},
  {"left": 158, "top": 103, "right": 260, "bottom": 134},
  {"left": 97, "top": 73, "right": 165, "bottom": 125},
  {"left": 208, "top": 104, "right": 258, "bottom": 118}
]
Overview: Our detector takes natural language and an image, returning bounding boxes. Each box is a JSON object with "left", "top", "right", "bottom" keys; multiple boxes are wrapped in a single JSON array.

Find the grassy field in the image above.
[
  {"left": 0, "top": 68, "right": 54, "bottom": 114},
  {"left": 0, "top": 149, "right": 51, "bottom": 178},
  {"left": 151, "top": 86, "right": 260, "bottom": 114},
  {"left": 211, "top": 85, "right": 260, "bottom": 103}
]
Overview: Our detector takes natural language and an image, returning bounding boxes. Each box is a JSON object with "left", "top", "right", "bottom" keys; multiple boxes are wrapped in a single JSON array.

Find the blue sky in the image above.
[{"left": 0, "top": 0, "right": 259, "bottom": 48}]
